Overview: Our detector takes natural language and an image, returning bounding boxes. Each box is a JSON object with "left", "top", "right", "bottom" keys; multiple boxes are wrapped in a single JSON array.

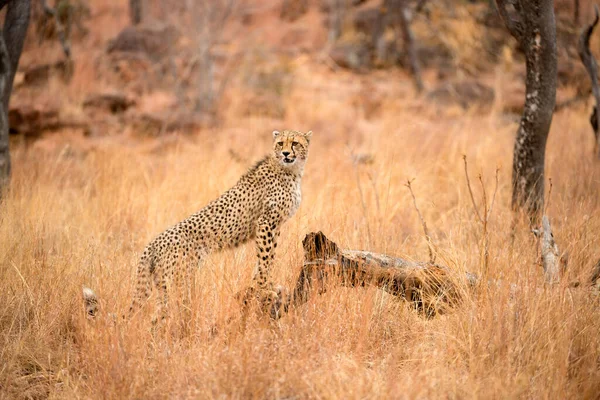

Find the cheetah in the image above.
[{"left": 126, "top": 129, "right": 312, "bottom": 319}]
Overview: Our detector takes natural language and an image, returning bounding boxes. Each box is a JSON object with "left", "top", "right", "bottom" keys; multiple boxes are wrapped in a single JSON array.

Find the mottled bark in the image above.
[
  {"left": 0, "top": 0, "right": 31, "bottom": 193},
  {"left": 40, "top": 0, "right": 71, "bottom": 58},
  {"left": 3, "top": 0, "right": 30, "bottom": 111},
  {"left": 328, "top": 0, "right": 346, "bottom": 43},
  {"left": 129, "top": 0, "right": 142, "bottom": 25},
  {"left": 0, "top": 35, "right": 10, "bottom": 188},
  {"left": 496, "top": 0, "right": 557, "bottom": 221},
  {"left": 385, "top": 0, "right": 424, "bottom": 93},
  {"left": 578, "top": 5, "right": 600, "bottom": 158}
]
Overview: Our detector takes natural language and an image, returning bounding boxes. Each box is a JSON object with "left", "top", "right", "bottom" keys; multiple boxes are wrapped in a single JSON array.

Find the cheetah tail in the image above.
[
  {"left": 127, "top": 259, "right": 153, "bottom": 316},
  {"left": 82, "top": 286, "right": 98, "bottom": 317}
]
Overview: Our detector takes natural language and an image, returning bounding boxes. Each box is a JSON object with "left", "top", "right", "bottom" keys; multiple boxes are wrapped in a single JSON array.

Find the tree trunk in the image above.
[
  {"left": 496, "top": 0, "right": 557, "bottom": 222},
  {"left": 389, "top": 0, "right": 424, "bottom": 93},
  {"left": 129, "top": 0, "right": 142, "bottom": 25},
  {"left": 0, "top": 35, "right": 10, "bottom": 189},
  {"left": 328, "top": 0, "right": 345, "bottom": 43},
  {"left": 0, "top": 0, "right": 31, "bottom": 193},
  {"left": 578, "top": 5, "right": 600, "bottom": 158}
]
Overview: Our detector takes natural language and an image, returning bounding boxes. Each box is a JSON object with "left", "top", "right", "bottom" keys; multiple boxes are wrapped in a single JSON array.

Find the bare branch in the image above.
[
  {"left": 578, "top": 4, "right": 600, "bottom": 157},
  {"left": 495, "top": 0, "right": 524, "bottom": 40},
  {"left": 463, "top": 155, "right": 483, "bottom": 223},
  {"left": 405, "top": 179, "right": 435, "bottom": 264},
  {"left": 487, "top": 167, "right": 500, "bottom": 220},
  {"left": 543, "top": 178, "right": 553, "bottom": 215},
  {"left": 478, "top": 174, "right": 488, "bottom": 222},
  {"left": 40, "top": 0, "right": 71, "bottom": 58}
]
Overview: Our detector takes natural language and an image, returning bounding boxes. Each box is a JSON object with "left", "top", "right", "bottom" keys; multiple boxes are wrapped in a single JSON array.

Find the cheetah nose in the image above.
[{"left": 282, "top": 151, "right": 291, "bottom": 157}]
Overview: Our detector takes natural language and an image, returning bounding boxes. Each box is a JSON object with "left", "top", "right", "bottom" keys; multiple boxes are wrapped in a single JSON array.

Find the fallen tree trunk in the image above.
[
  {"left": 290, "top": 231, "right": 475, "bottom": 316},
  {"left": 238, "top": 232, "right": 477, "bottom": 319}
]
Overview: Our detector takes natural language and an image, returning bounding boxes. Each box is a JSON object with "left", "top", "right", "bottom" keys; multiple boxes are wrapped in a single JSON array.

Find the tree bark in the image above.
[
  {"left": 388, "top": 0, "right": 424, "bottom": 93},
  {"left": 496, "top": 0, "right": 557, "bottom": 222},
  {"left": 0, "top": 0, "right": 31, "bottom": 193},
  {"left": 0, "top": 35, "right": 10, "bottom": 189},
  {"left": 328, "top": 0, "right": 346, "bottom": 43},
  {"left": 129, "top": 0, "right": 142, "bottom": 25},
  {"left": 578, "top": 5, "right": 600, "bottom": 158}
]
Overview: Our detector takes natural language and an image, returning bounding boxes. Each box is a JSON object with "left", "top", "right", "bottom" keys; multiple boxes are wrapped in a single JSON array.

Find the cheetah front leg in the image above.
[{"left": 254, "top": 209, "right": 283, "bottom": 298}]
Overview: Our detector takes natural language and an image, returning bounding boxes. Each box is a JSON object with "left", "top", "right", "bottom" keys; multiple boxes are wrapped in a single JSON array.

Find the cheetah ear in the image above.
[
  {"left": 304, "top": 130, "right": 312, "bottom": 141},
  {"left": 272, "top": 130, "right": 281, "bottom": 138}
]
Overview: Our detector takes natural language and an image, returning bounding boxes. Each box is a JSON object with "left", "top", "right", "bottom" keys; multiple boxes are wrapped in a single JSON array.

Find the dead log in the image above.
[
  {"left": 577, "top": 4, "right": 600, "bottom": 159},
  {"left": 287, "top": 232, "right": 475, "bottom": 317}
]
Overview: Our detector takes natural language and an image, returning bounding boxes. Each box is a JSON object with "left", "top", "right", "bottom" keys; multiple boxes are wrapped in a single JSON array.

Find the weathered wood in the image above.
[{"left": 284, "top": 232, "right": 475, "bottom": 317}]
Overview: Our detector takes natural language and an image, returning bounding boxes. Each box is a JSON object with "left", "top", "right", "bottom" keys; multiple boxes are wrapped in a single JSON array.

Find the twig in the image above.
[
  {"left": 40, "top": 0, "right": 71, "bottom": 58},
  {"left": 349, "top": 147, "right": 372, "bottom": 246},
  {"left": 463, "top": 156, "right": 499, "bottom": 277},
  {"left": 463, "top": 155, "right": 483, "bottom": 223},
  {"left": 487, "top": 167, "right": 500, "bottom": 220},
  {"left": 543, "top": 178, "right": 553, "bottom": 215},
  {"left": 405, "top": 179, "right": 435, "bottom": 264},
  {"left": 495, "top": 0, "right": 524, "bottom": 40}
]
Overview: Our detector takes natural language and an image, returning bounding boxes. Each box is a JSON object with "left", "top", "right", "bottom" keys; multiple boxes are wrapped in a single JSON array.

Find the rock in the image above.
[
  {"left": 329, "top": 40, "right": 371, "bottom": 71},
  {"left": 83, "top": 92, "right": 136, "bottom": 114},
  {"left": 280, "top": 0, "right": 309, "bottom": 21},
  {"left": 22, "top": 60, "right": 74, "bottom": 86},
  {"left": 8, "top": 104, "right": 89, "bottom": 136},
  {"left": 107, "top": 24, "right": 179, "bottom": 60},
  {"left": 128, "top": 112, "right": 202, "bottom": 136},
  {"left": 353, "top": 6, "right": 386, "bottom": 39},
  {"left": 106, "top": 52, "right": 153, "bottom": 87},
  {"left": 8, "top": 104, "right": 60, "bottom": 135},
  {"left": 242, "top": 92, "right": 286, "bottom": 118},
  {"left": 427, "top": 80, "right": 495, "bottom": 111}
]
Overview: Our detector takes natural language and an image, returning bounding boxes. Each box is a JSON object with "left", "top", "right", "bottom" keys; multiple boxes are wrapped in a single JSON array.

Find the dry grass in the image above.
[
  {"left": 2, "top": 1, "right": 600, "bottom": 397},
  {"left": 2, "top": 77, "right": 600, "bottom": 398}
]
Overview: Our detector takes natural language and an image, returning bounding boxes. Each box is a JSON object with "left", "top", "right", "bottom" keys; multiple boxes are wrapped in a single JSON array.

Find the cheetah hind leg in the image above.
[{"left": 127, "top": 257, "right": 153, "bottom": 318}]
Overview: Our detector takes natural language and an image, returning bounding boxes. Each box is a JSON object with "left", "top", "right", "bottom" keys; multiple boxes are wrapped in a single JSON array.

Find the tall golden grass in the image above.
[
  {"left": 2, "top": 72, "right": 600, "bottom": 397},
  {"left": 4, "top": 2, "right": 600, "bottom": 392}
]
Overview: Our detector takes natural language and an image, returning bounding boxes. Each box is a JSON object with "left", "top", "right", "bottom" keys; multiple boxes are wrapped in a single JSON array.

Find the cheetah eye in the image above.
[
  {"left": 276, "top": 142, "right": 283, "bottom": 147},
  {"left": 292, "top": 141, "right": 299, "bottom": 146}
]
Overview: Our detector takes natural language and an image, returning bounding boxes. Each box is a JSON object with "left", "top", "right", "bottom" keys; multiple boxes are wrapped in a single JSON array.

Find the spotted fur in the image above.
[{"left": 128, "top": 129, "right": 312, "bottom": 318}]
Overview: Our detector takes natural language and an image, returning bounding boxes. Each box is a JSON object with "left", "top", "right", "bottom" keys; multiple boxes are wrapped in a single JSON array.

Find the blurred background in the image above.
[
  {"left": 2, "top": 2, "right": 600, "bottom": 398},
  {"left": 7, "top": 0, "right": 598, "bottom": 144}
]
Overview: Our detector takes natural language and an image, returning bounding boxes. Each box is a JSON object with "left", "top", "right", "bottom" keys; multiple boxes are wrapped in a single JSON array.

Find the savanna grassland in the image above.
[{"left": 1, "top": 1, "right": 600, "bottom": 399}]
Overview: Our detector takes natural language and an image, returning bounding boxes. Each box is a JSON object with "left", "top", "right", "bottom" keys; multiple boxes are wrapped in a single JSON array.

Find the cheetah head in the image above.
[{"left": 272, "top": 129, "right": 312, "bottom": 169}]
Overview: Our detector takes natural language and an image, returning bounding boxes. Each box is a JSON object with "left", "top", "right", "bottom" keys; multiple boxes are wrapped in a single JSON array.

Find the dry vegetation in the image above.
[{"left": 1, "top": 0, "right": 600, "bottom": 399}]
